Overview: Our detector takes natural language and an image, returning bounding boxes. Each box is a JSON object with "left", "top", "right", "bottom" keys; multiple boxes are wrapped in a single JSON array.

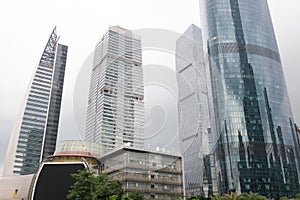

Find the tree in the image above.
[
  {"left": 186, "top": 194, "right": 207, "bottom": 200},
  {"left": 128, "top": 191, "right": 147, "bottom": 200},
  {"left": 187, "top": 195, "right": 200, "bottom": 200},
  {"left": 121, "top": 195, "right": 133, "bottom": 200},
  {"left": 279, "top": 194, "right": 300, "bottom": 200},
  {"left": 67, "top": 169, "right": 124, "bottom": 200},
  {"left": 211, "top": 194, "right": 225, "bottom": 200},
  {"left": 279, "top": 197, "right": 290, "bottom": 200},
  {"left": 94, "top": 174, "right": 124, "bottom": 199},
  {"left": 222, "top": 192, "right": 240, "bottom": 200},
  {"left": 239, "top": 192, "right": 267, "bottom": 200},
  {"left": 67, "top": 169, "right": 96, "bottom": 200},
  {"left": 110, "top": 194, "right": 133, "bottom": 200}
]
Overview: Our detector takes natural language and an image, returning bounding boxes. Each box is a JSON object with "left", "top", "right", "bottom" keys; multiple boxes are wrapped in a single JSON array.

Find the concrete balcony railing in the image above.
[
  {"left": 119, "top": 174, "right": 182, "bottom": 185},
  {"left": 102, "top": 163, "right": 182, "bottom": 174},
  {"left": 125, "top": 185, "right": 183, "bottom": 195}
]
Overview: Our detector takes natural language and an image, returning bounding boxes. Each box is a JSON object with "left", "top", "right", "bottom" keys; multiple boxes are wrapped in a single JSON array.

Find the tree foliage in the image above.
[
  {"left": 222, "top": 192, "right": 240, "bottom": 200},
  {"left": 239, "top": 192, "right": 267, "bottom": 200},
  {"left": 280, "top": 193, "right": 300, "bottom": 200},
  {"left": 67, "top": 171, "right": 300, "bottom": 200},
  {"left": 128, "top": 190, "right": 147, "bottom": 200},
  {"left": 211, "top": 194, "right": 224, "bottom": 200},
  {"left": 67, "top": 169, "right": 124, "bottom": 200},
  {"left": 186, "top": 194, "right": 206, "bottom": 200},
  {"left": 67, "top": 169, "right": 95, "bottom": 200},
  {"left": 209, "top": 192, "right": 300, "bottom": 200},
  {"left": 211, "top": 192, "right": 268, "bottom": 200}
]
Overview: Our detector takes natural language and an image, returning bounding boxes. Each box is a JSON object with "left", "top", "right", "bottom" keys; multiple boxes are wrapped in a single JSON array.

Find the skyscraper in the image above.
[
  {"left": 200, "top": 0, "right": 300, "bottom": 198},
  {"left": 85, "top": 26, "right": 144, "bottom": 152},
  {"left": 3, "top": 27, "right": 68, "bottom": 176},
  {"left": 176, "top": 24, "right": 216, "bottom": 197}
]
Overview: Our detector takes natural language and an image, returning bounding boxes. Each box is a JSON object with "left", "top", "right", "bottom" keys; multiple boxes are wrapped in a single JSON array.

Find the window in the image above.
[{"left": 245, "top": 184, "right": 250, "bottom": 190}]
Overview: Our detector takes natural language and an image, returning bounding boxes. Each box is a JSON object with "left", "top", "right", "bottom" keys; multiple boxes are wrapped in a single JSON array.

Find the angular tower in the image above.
[
  {"left": 85, "top": 26, "right": 144, "bottom": 152},
  {"left": 176, "top": 24, "right": 216, "bottom": 197},
  {"left": 200, "top": 0, "right": 300, "bottom": 198},
  {"left": 3, "top": 27, "right": 68, "bottom": 176}
]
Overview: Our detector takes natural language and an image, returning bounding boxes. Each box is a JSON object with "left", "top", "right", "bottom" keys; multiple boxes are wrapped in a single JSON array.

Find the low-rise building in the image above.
[
  {"left": 0, "top": 174, "right": 34, "bottom": 200},
  {"left": 99, "top": 147, "right": 183, "bottom": 200},
  {"left": 0, "top": 140, "right": 99, "bottom": 200}
]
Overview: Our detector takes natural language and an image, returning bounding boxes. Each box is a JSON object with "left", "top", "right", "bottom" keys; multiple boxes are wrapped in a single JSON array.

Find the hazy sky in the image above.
[{"left": 0, "top": 0, "right": 299, "bottom": 175}]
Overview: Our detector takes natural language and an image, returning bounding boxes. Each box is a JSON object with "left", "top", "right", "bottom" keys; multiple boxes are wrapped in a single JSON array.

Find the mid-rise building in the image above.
[
  {"left": 176, "top": 24, "right": 216, "bottom": 197},
  {"left": 200, "top": 0, "right": 300, "bottom": 198},
  {"left": 85, "top": 26, "right": 144, "bottom": 152},
  {"left": 99, "top": 147, "right": 183, "bottom": 200},
  {"left": 3, "top": 27, "right": 68, "bottom": 176}
]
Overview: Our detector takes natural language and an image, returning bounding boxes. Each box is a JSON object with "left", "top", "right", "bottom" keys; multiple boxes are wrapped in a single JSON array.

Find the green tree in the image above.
[
  {"left": 187, "top": 194, "right": 201, "bottom": 200},
  {"left": 221, "top": 192, "right": 240, "bottom": 200},
  {"left": 128, "top": 190, "right": 147, "bottom": 200},
  {"left": 239, "top": 192, "right": 267, "bottom": 200},
  {"left": 67, "top": 169, "right": 96, "bottom": 200},
  {"left": 93, "top": 173, "right": 124, "bottom": 199},
  {"left": 110, "top": 194, "right": 133, "bottom": 200},
  {"left": 211, "top": 194, "right": 225, "bottom": 200},
  {"left": 122, "top": 194, "right": 133, "bottom": 200},
  {"left": 281, "top": 193, "right": 300, "bottom": 200},
  {"left": 279, "top": 197, "right": 290, "bottom": 200},
  {"left": 67, "top": 169, "right": 124, "bottom": 200},
  {"left": 185, "top": 194, "right": 208, "bottom": 200}
]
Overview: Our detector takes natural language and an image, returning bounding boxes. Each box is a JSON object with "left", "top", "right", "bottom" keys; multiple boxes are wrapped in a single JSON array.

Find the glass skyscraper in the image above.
[
  {"left": 200, "top": 0, "right": 300, "bottom": 198},
  {"left": 85, "top": 26, "right": 144, "bottom": 152},
  {"left": 176, "top": 24, "right": 216, "bottom": 196},
  {"left": 3, "top": 28, "right": 68, "bottom": 176}
]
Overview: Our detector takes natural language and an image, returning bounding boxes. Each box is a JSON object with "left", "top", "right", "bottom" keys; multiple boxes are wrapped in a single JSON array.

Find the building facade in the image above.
[
  {"left": 29, "top": 162, "right": 86, "bottom": 200},
  {"left": 175, "top": 24, "right": 216, "bottom": 196},
  {"left": 85, "top": 26, "right": 144, "bottom": 152},
  {"left": 0, "top": 174, "right": 34, "bottom": 199},
  {"left": 200, "top": 0, "right": 300, "bottom": 198},
  {"left": 54, "top": 140, "right": 104, "bottom": 158},
  {"left": 48, "top": 140, "right": 103, "bottom": 173},
  {"left": 99, "top": 147, "right": 183, "bottom": 200},
  {"left": 3, "top": 27, "right": 68, "bottom": 176}
]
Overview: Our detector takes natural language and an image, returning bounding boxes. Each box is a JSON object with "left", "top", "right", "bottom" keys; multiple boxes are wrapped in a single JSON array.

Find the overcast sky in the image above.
[{"left": 0, "top": 0, "right": 299, "bottom": 175}]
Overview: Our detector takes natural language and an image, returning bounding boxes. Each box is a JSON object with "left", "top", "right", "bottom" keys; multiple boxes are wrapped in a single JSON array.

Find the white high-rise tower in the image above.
[{"left": 85, "top": 26, "right": 144, "bottom": 152}]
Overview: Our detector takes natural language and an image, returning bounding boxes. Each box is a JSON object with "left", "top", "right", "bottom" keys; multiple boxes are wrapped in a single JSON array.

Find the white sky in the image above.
[{"left": 0, "top": 0, "right": 299, "bottom": 174}]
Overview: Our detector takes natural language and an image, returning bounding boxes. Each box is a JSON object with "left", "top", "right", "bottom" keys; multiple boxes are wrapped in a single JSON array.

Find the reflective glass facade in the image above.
[
  {"left": 3, "top": 28, "right": 68, "bottom": 176},
  {"left": 200, "top": 0, "right": 300, "bottom": 198},
  {"left": 176, "top": 24, "right": 217, "bottom": 196},
  {"left": 85, "top": 26, "right": 144, "bottom": 151}
]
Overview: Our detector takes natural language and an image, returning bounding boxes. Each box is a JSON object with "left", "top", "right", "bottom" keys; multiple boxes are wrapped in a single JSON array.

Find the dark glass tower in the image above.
[
  {"left": 200, "top": 0, "right": 300, "bottom": 198},
  {"left": 3, "top": 28, "right": 68, "bottom": 176}
]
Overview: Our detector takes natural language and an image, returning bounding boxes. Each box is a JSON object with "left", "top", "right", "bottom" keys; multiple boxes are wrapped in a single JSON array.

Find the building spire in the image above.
[{"left": 39, "top": 27, "right": 58, "bottom": 67}]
